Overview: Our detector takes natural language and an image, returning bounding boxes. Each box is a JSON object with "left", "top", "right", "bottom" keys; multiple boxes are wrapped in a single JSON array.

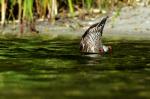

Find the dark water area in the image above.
[{"left": 0, "top": 37, "right": 149, "bottom": 99}]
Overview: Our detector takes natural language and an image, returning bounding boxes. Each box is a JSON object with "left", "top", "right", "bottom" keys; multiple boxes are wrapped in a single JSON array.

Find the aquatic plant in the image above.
[
  {"left": 1, "top": 0, "right": 7, "bottom": 26},
  {"left": 7, "top": 0, "right": 17, "bottom": 21},
  {"left": 68, "top": 0, "right": 74, "bottom": 17},
  {"left": 23, "top": 0, "right": 34, "bottom": 21},
  {"left": 85, "top": 0, "right": 93, "bottom": 11},
  {"left": 0, "top": 0, "right": 150, "bottom": 33}
]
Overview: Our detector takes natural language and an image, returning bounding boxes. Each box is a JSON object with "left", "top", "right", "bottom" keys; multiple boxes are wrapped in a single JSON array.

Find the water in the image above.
[{"left": 0, "top": 37, "right": 149, "bottom": 99}]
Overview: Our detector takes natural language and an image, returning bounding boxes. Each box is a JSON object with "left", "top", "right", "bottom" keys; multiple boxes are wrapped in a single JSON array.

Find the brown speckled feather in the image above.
[{"left": 80, "top": 16, "right": 108, "bottom": 53}]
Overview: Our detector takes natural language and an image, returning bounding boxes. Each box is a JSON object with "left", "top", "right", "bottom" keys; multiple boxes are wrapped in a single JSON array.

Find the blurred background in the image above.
[
  {"left": 0, "top": 0, "right": 150, "bottom": 22},
  {"left": 0, "top": 0, "right": 150, "bottom": 37},
  {"left": 0, "top": 0, "right": 150, "bottom": 24}
]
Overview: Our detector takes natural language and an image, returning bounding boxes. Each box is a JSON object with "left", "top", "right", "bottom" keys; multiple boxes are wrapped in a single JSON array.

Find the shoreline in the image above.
[{"left": 0, "top": 6, "right": 150, "bottom": 40}]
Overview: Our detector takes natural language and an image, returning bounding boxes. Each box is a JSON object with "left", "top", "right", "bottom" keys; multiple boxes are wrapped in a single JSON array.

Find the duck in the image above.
[{"left": 80, "top": 16, "right": 112, "bottom": 55}]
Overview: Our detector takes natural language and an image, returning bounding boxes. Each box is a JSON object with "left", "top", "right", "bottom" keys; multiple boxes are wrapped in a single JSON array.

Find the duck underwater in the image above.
[{"left": 80, "top": 16, "right": 112, "bottom": 55}]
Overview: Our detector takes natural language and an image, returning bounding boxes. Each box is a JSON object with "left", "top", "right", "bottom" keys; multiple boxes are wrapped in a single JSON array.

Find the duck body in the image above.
[
  {"left": 80, "top": 32, "right": 103, "bottom": 53},
  {"left": 80, "top": 16, "right": 110, "bottom": 54}
]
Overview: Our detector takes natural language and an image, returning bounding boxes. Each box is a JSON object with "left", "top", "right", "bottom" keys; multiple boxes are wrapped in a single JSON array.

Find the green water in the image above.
[{"left": 0, "top": 37, "right": 149, "bottom": 99}]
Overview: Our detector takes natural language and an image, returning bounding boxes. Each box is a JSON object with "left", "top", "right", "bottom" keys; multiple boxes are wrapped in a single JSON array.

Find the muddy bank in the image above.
[
  {"left": 0, "top": 6, "right": 150, "bottom": 40},
  {"left": 104, "top": 6, "right": 150, "bottom": 40}
]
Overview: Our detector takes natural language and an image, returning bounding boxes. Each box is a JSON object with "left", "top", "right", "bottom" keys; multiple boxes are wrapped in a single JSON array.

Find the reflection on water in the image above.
[{"left": 0, "top": 37, "right": 150, "bottom": 99}]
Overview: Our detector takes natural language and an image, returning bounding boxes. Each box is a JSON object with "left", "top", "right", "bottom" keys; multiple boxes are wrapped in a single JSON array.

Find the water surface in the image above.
[{"left": 0, "top": 37, "right": 149, "bottom": 99}]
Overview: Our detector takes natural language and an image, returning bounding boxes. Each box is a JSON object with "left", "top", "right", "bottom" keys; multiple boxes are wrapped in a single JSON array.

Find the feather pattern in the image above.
[{"left": 80, "top": 16, "right": 108, "bottom": 53}]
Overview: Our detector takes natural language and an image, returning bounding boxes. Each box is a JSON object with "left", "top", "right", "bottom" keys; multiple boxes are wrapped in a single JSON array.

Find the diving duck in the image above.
[{"left": 80, "top": 16, "right": 112, "bottom": 54}]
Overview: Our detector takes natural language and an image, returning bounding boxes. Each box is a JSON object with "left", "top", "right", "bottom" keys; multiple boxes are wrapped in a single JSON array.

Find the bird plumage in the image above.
[{"left": 80, "top": 16, "right": 109, "bottom": 54}]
